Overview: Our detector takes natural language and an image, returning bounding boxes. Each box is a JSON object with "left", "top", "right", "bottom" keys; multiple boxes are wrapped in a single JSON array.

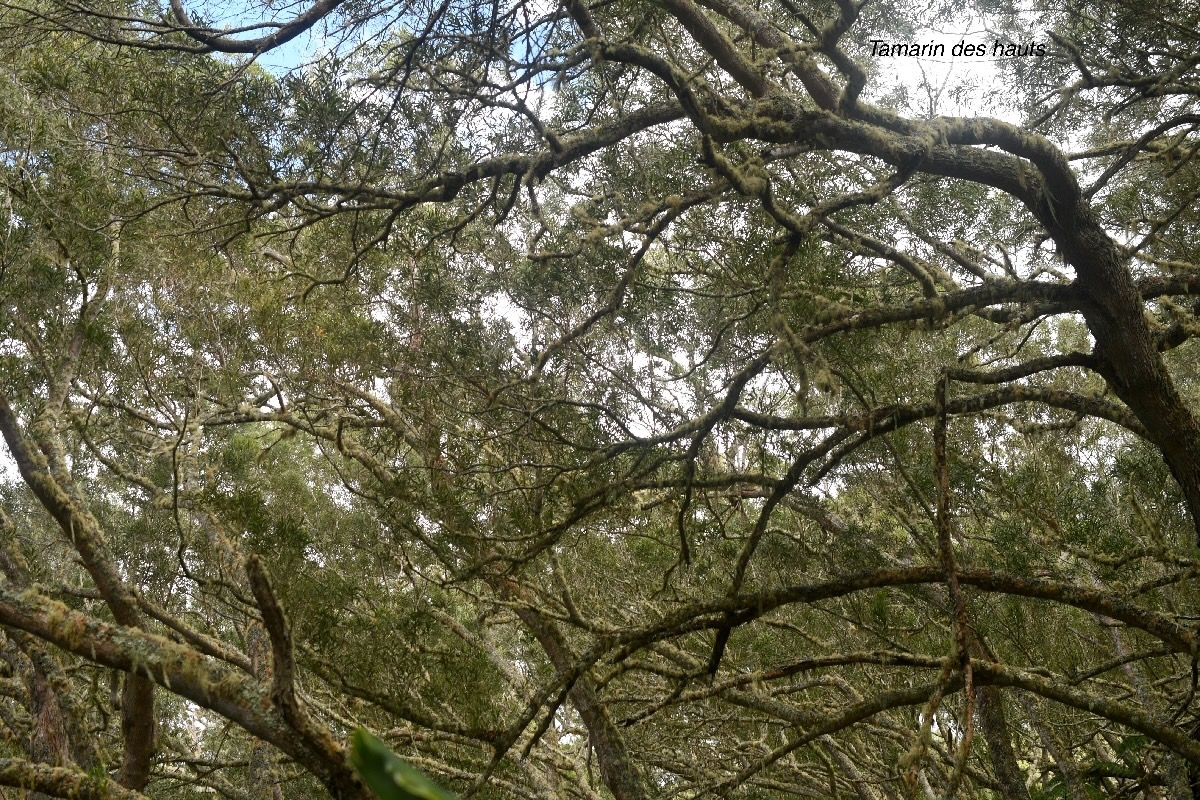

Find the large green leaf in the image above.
[{"left": 351, "top": 728, "right": 459, "bottom": 800}]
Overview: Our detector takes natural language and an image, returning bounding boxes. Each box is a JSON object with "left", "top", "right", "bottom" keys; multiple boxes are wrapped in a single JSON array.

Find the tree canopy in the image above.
[{"left": 2, "top": 0, "right": 1200, "bottom": 798}]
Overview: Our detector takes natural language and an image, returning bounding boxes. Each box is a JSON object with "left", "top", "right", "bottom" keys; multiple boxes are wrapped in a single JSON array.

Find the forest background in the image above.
[{"left": 1, "top": 0, "right": 1200, "bottom": 799}]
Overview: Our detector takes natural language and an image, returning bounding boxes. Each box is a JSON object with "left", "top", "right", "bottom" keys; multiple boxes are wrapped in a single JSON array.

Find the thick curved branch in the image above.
[
  {"left": 653, "top": 0, "right": 772, "bottom": 98},
  {"left": 0, "top": 583, "right": 366, "bottom": 800},
  {"left": 495, "top": 577, "right": 649, "bottom": 800},
  {"left": 732, "top": 384, "right": 1146, "bottom": 448},
  {"left": 166, "top": 0, "right": 347, "bottom": 54},
  {"left": 0, "top": 399, "right": 159, "bottom": 790},
  {"left": 0, "top": 399, "right": 142, "bottom": 627},
  {"left": 611, "top": 566, "right": 1198, "bottom": 661},
  {"left": 216, "top": 101, "right": 686, "bottom": 212},
  {"left": 946, "top": 353, "right": 1100, "bottom": 384},
  {"left": 245, "top": 555, "right": 347, "bottom": 770},
  {"left": 0, "top": 758, "right": 147, "bottom": 800}
]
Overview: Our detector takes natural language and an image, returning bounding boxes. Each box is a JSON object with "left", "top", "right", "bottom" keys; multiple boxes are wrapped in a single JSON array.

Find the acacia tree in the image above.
[{"left": 2, "top": 0, "right": 1200, "bottom": 798}]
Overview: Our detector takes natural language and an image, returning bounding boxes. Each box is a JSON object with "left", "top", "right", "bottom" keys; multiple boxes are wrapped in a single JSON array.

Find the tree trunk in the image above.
[{"left": 118, "top": 674, "right": 156, "bottom": 791}]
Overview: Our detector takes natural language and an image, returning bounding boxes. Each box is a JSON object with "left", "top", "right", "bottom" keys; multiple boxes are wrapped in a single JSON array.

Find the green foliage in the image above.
[{"left": 3, "top": 0, "right": 1200, "bottom": 799}]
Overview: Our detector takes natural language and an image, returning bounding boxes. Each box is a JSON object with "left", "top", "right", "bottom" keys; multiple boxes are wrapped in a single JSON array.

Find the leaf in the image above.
[
  {"left": 1030, "top": 779, "right": 1069, "bottom": 800},
  {"left": 351, "top": 728, "right": 460, "bottom": 800},
  {"left": 1115, "top": 733, "right": 1148, "bottom": 765}
]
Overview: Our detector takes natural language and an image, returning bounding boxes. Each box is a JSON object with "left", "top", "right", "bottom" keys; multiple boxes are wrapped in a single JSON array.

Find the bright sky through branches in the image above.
[
  {"left": 181, "top": 0, "right": 324, "bottom": 72},
  {"left": 204, "top": 0, "right": 1025, "bottom": 121}
]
